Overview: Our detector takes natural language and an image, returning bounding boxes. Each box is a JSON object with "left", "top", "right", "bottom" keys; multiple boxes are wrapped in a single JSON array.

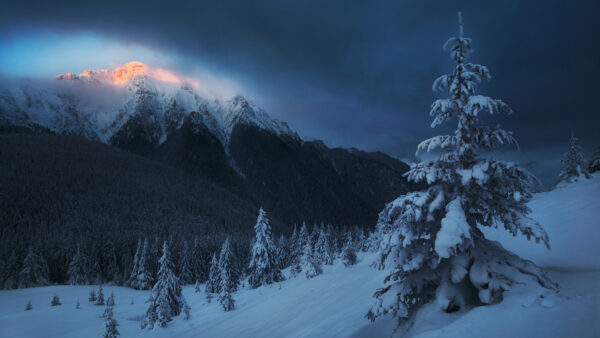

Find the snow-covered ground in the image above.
[{"left": 1, "top": 175, "right": 598, "bottom": 337}]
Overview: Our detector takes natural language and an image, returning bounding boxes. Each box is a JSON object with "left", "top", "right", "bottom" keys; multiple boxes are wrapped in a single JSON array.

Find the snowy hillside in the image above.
[{"left": 0, "top": 176, "right": 599, "bottom": 337}]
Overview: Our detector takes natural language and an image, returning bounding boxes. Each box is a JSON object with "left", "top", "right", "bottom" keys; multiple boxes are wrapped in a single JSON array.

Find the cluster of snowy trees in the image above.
[
  {"left": 367, "top": 13, "right": 557, "bottom": 327},
  {"left": 558, "top": 130, "right": 600, "bottom": 183}
]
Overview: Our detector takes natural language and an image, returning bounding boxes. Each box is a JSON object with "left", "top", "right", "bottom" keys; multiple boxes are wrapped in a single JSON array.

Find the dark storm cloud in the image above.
[{"left": 1, "top": 0, "right": 599, "bottom": 185}]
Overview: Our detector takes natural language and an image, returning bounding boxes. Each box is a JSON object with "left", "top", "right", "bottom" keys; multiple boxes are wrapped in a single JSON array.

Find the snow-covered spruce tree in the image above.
[
  {"left": 300, "top": 238, "right": 322, "bottom": 279},
  {"left": 194, "top": 279, "right": 201, "bottom": 293},
  {"left": 19, "top": 245, "right": 50, "bottom": 288},
  {"left": 76, "top": 298, "right": 81, "bottom": 309},
  {"left": 25, "top": 300, "right": 32, "bottom": 311},
  {"left": 127, "top": 239, "right": 142, "bottom": 288},
  {"left": 107, "top": 291, "right": 115, "bottom": 307},
  {"left": 341, "top": 232, "right": 357, "bottom": 267},
  {"left": 178, "top": 240, "right": 194, "bottom": 285},
  {"left": 67, "top": 244, "right": 89, "bottom": 285},
  {"left": 205, "top": 253, "right": 220, "bottom": 294},
  {"left": 367, "top": 13, "right": 557, "bottom": 326},
  {"left": 218, "top": 238, "right": 239, "bottom": 292},
  {"left": 102, "top": 306, "right": 120, "bottom": 338},
  {"left": 142, "top": 241, "right": 188, "bottom": 329},
  {"left": 51, "top": 294, "right": 61, "bottom": 306},
  {"left": 315, "top": 228, "right": 334, "bottom": 265},
  {"left": 248, "top": 208, "right": 284, "bottom": 288},
  {"left": 141, "top": 241, "right": 189, "bottom": 329},
  {"left": 96, "top": 286, "right": 105, "bottom": 305},
  {"left": 218, "top": 257, "right": 236, "bottom": 312},
  {"left": 276, "top": 234, "right": 289, "bottom": 269},
  {"left": 89, "top": 288, "right": 97, "bottom": 302},
  {"left": 558, "top": 130, "right": 586, "bottom": 183},
  {"left": 587, "top": 146, "right": 600, "bottom": 174}
]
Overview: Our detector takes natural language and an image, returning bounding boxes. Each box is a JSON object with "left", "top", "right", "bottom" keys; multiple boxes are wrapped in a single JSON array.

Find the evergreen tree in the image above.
[
  {"left": 51, "top": 294, "right": 61, "bottom": 306},
  {"left": 218, "top": 238, "right": 239, "bottom": 292},
  {"left": 101, "top": 239, "right": 119, "bottom": 283},
  {"left": 587, "top": 146, "right": 600, "bottom": 174},
  {"left": 76, "top": 298, "right": 81, "bottom": 309},
  {"left": 248, "top": 208, "right": 284, "bottom": 288},
  {"left": 218, "top": 256, "right": 236, "bottom": 312},
  {"left": 25, "top": 300, "right": 32, "bottom": 311},
  {"left": 559, "top": 131, "right": 586, "bottom": 183},
  {"left": 19, "top": 245, "right": 50, "bottom": 288},
  {"left": 300, "top": 238, "right": 322, "bottom": 279},
  {"left": 67, "top": 244, "right": 89, "bottom": 285},
  {"left": 276, "top": 234, "right": 289, "bottom": 269},
  {"left": 367, "top": 13, "right": 556, "bottom": 326},
  {"left": 194, "top": 279, "right": 201, "bottom": 293},
  {"left": 341, "top": 232, "right": 357, "bottom": 266},
  {"left": 96, "top": 286, "right": 105, "bottom": 305},
  {"left": 107, "top": 291, "right": 116, "bottom": 306},
  {"left": 2, "top": 252, "right": 19, "bottom": 289},
  {"left": 315, "top": 228, "right": 333, "bottom": 265},
  {"left": 178, "top": 240, "right": 193, "bottom": 285},
  {"left": 89, "top": 288, "right": 97, "bottom": 302},
  {"left": 102, "top": 306, "right": 120, "bottom": 338},
  {"left": 136, "top": 238, "right": 154, "bottom": 290},
  {"left": 127, "top": 239, "right": 142, "bottom": 288},
  {"left": 141, "top": 241, "right": 189, "bottom": 329},
  {"left": 205, "top": 253, "right": 220, "bottom": 294}
]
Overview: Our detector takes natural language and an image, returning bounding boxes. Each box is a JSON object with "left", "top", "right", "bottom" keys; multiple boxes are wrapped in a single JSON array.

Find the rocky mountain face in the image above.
[{"left": 0, "top": 63, "right": 413, "bottom": 227}]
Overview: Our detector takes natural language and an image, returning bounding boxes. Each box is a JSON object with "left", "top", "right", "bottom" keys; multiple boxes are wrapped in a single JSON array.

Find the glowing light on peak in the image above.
[{"left": 57, "top": 61, "right": 201, "bottom": 88}]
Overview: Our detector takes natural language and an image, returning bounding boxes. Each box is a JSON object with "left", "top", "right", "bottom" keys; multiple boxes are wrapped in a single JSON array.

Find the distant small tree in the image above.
[
  {"left": 67, "top": 244, "right": 89, "bottom": 285},
  {"left": 341, "top": 232, "right": 357, "bottom": 267},
  {"left": 19, "top": 245, "right": 50, "bottom": 288},
  {"left": 102, "top": 306, "right": 119, "bottom": 338},
  {"left": 127, "top": 239, "right": 142, "bottom": 288},
  {"left": 76, "top": 298, "right": 81, "bottom": 309},
  {"left": 218, "top": 238, "right": 239, "bottom": 292},
  {"left": 89, "top": 288, "right": 97, "bottom": 302},
  {"left": 218, "top": 262, "right": 235, "bottom": 312},
  {"left": 96, "top": 286, "right": 105, "bottom": 305},
  {"left": 301, "top": 239, "right": 322, "bottom": 279},
  {"left": 248, "top": 209, "right": 284, "bottom": 288},
  {"left": 51, "top": 294, "right": 61, "bottom": 306},
  {"left": 205, "top": 253, "right": 220, "bottom": 294},
  {"left": 25, "top": 300, "right": 32, "bottom": 311},
  {"left": 178, "top": 240, "right": 194, "bottom": 285},
  {"left": 588, "top": 146, "right": 600, "bottom": 174},
  {"left": 315, "top": 228, "right": 334, "bottom": 265},
  {"left": 559, "top": 131, "right": 586, "bottom": 183},
  {"left": 107, "top": 291, "right": 115, "bottom": 307},
  {"left": 194, "top": 279, "right": 201, "bottom": 293}
]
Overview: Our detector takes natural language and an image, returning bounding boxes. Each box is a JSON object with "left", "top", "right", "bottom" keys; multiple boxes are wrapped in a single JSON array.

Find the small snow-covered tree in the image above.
[
  {"left": 248, "top": 209, "right": 284, "bottom": 288},
  {"left": 194, "top": 279, "right": 201, "bottom": 293},
  {"left": 141, "top": 241, "right": 189, "bottom": 329},
  {"left": 341, "top": 232, "right": 357, "bottom": 267},
  {"left": 89, "top": 288, "right": 97, "bottom": 302},
  {"left": 587, "top": 146, "right": 600, "bottom": 174},
  {"left": 133, "top": 239, "right": 154, "bottom": 290},
  {"left": 559, "top": 131, "right": 586, "bottom": 183},
  {"left": 367, "top": 13, "right": 557, "bottom": 327},
  {"left": 102, "top": 306, "right": 119, "bottom": 338},
  {"left": 127, "top": 239, "right": 142, "bottom": 288},
  {"left": 275, "top": 234, "right": 289, "bottom": 269},
  {"left": 25, "top": 300, "right": 32, "bottom": 311},
  {"left": 218, "top": 238, "right": 239, "bottom": 292},
  {"left": 300, "top": 239, "right": 322, "bottom": 279},
  {"left": 19, "top": 245, "right": 50, "bottom": 288},
  {"left": 76, "top": 298, "right": 81, "bottom": 309},
  {"left": 51, "top": 294, "right": 61, "bottom": 306},
  {"left": 315, "top": 228, "right": 334, "bottom": 265},
  {"left": 96, "top": 286, "right": 105, "bottom": 305},
  {"left": 67, "top": 244, "right": 89, "bottom": 285},
  {"left": 107, "top": 291, "right": 115, "bottom": 307},
  {"left": 178, "top": 240, "right": 194, "bottom": 285},
  {"left": 205, "top": 253, "right": 220, "bottom": 294},
  {"left": 218, "top": 260, "right": 235, "bottom": 312}
]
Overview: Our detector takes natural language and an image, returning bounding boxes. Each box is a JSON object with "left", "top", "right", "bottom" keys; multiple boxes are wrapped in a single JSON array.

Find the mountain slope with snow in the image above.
[{"left": 0, "top": 175, "right": 598, "bottom": 337}]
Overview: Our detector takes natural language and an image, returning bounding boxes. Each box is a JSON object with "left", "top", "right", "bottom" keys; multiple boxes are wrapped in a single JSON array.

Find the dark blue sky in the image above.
[{"left": 1, "top": 0, "right": 599, "bottom": 185}]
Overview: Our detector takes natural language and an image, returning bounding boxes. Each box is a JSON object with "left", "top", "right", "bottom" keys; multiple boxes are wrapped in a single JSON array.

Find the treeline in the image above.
[{"left": 1, "top": 216, "right": 372, "bottom": 291}]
